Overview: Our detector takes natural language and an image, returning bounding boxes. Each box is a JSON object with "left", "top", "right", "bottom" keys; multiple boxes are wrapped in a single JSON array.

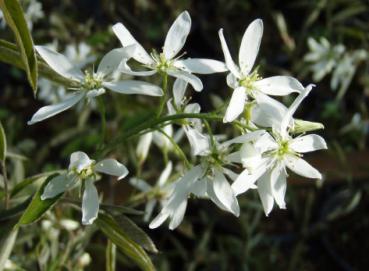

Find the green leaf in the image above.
[
  {"left": 116, "top": 215, "right": 158, "bottom": 253},
  {"left": 96, "top": 213, "right": 156, "bottom": 271},
  {"left": 0, "top": 0, "right": 38, "bottom": 93},
  {"left": 0, "top": 227, "right": 18, "bottom": 271},
  {"left": 0, "top": 122, "right": 6, "bottom": 162},
  {"left": 17, "top": 174, "right": 63, "bottom": 225}
]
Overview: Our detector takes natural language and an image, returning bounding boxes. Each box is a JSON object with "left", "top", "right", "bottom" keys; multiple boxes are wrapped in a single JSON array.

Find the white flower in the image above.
[
  {"left": 112, "top": 11, "right": 227, "bottom": 91},
  {"left": 129, "top": 161, "right": 173, "bottom": 221},
  {"left": 231, "top": 85, "right": 327, "bottom": 216},
  {"left": 219, "top": 19, "right": 304, "bottom": 123},
  {"left": 149, "top": 130, "right": 265, "bottom": 230},
  {"left": 41, "top": 151, "right": 129, "bottom": 225},
  {"left": 28, "top": 45, "right": 163, "bottom": 125}
]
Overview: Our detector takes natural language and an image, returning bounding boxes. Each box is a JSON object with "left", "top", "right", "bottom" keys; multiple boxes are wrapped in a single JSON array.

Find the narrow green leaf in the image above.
[
  {"left": 96, "top": 213, "right": 156, "bottom": 271},
  {"left": 0, "top": 0, "right": 38, "bottom": 93},
  {"left": 106, "top": 240, "right": 116, "bottom": 271},
  {"left": 17, "top": 174, "right": 63, "bottom": 225},
  {"left": 0, "top": 227, "right": 18, "bottom": 271},
  {"left": 116, "top": 215, "right": 158, "bottom": 253},
  {"left": 0, "top": 122, "right": 6, "bottom": 161}
]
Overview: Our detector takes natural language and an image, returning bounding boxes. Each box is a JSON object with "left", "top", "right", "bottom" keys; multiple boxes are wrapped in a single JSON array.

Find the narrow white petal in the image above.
[
  {"left": 157, "top": 161, "right": 173, "bottom": 187},
  {"left": 220, "top": 130, "right": 266, "bottom": 148},
  {"left": 103, "top": 81, "right": 163, "bottom": 96},
  {"left": 270, "top": 165, "right": 287, "bottom": 209},
  {"left": 35, "top": 46, "right": 84, "bottom": 81},
  {"left": 27, "top": 92, "right": 85, "bottom": 125},
  {"left": 289, "top": 134, "right": 327, "bottom": 153},
  {"left": 239, "top": 142, "right": 263, "bottom": 170},
  {"left": 112, "top": 23, "right": 154, "bottom": 65},
  {"left": 253, "top": 92, "right": 287, "bottom": 128},
  {"left": 153, "top": 124, "right": 173, "bottom": 150},
  {"left": 173, "top": 78, "right": 188, "bottom": 107},
  {"left": 212, "top": 171, "right": 240, "bottom": 216},
  {"left": 189, "top": 179, "right": 207, "bottom": 197},
  {"left": 163, "top": 11, "right": 191, "bottom": 60},
  {"left": 218, "top": 29, "right": 241, "bottom": 78},
  {"left": 97, "top": 46, "right": 136, "bottom": 76},
  {"left": 94, "top": 159, "right": 129, "bottom": 180},
  {"left": 184, "top": 103, "right": 201, "bottom": 114},
  {"left": 136, "top": 132, "right": 153, "bottom": 162},
  {"left": 41, "top": 174, "right": 77, "bottom": 200},
  {"left": 129, "top": 177, "right": 152, "bottom": 192},
  {"left": 69, "top": 151, "right": 93, "bottom": 172},
  {"left": 232, "top": 165, "right": 267, "bottom": 196},
  {"left": 280, "top": 84, "right": 315, "bottom": 137},
  {"left": 120, "top": 62, "right": 157, "bottom": 76},
  {"left": 239, "top": 19, "right": 263, "bottom": 75},
  {"left": 82, "top": 179, "right": 99, "bottom": 225},
  {"left": 174, "top": 58, "right": 227, "bottom": 74},
  {"left": 149, "top": 211, "right": 169, "bottom": 229},
  {"left": 223, "top": 87, "right": 246, "bottom": 123},
  {"left": 86, "top": 88, "right": 106, "bottom": 99},
  {"left": 225, "top": 151, "right": 241, "bottom": 164},
  {"left": 184, "top": 126, "right": 210, "bottom": 156},
  {"left": 254, "top": 76, "right": 304, "bottom": 96},
  {"left": 285, "top": 155, "right": 322, "bottom": 179},
  {"left": 257, "top": 170, "right": 274, "bottom": 216},
  {"left": 168, "top": 199, "right": 187, "bottom": 230},
  {"left": 167, "top": 69, "right": 203, "bottom": 91},
  {"left": 143, "top": 199, "right": 157, "bottom": 222},
  {"left": 226, "top": 73, "right": 239, "bottom": 89}
]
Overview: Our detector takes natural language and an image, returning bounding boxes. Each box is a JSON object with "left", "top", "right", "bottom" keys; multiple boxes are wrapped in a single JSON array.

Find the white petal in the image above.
[
  {"left": 232, "top": 165, "right": 267, "bottom": 196},
  {"left": 257, "top": 170, "right": 274, "bottom": 216},
  {"left": 35, "top": 46, "right": 84, "bottom": 81},
  {"left": 220, "top": 130, "right": 266, "bottom": 148},
  {"left": 129, "top": 177, "right": 152, "bottom": 192},
  {"left": 184, "top": 103, "right": 201, "bottom": 114},
  {"left": 239, "top": 142, "right": 262, "bottom": 170},
  {"left": 157, "top": 161, "right": 173, "bottom": 187},
  {"left": 167, "top": 99, "right": 177, "bottom": 115},
  {"left": 103, "top": 81, "right": 163, "bottom": 96},
  {"left": 189, "top": 180, "right": 207, "bottom": 197},
  {"left": 290, "top": 134, "right": 327, "bottom": 153},
  {"left": 112, "top": 23, "right": 154, "bottom": 65},
  {"left": 285, "top": 155, "right": 322, "bottom": 179},
  {"left": 97, "top": 46, "right": 136, "bottom": 77},
  {"left": 86, "top": 88, "right": 105, "bottom": 99},
  {"left": 254, "top": 76, "right": 304, "bottom": 96},
  {"left": 173, "top": 78, "right": 188, "bottom": 107},
  {"left": 252, "top": 92, "right": 287, "bottom": 128},
  {"left": 222, "top": 168, "right": 239, "bottom": 182},
  {"left": 69, "top": 151, "right": 93, "bottom": 172},
  {"left": 212, "top": 171, "right": 240, "bottom": 216},
  {"left": 153, "top": 124, "right": 173, "bottom": 150},
  {"left": 184, "top": 126, "right": 210, "bottom": 156},
  {"left": 163, "top": 11, "right": 191, "bottom": 60},
  {"left": 239, "top": 19, "right": 263, "bottom": 75},
  {"left": 168, "top": 198, "right": 188, "bottom": 230},
  {"left": 136, "top": 132, "right": 153, "bottom": 162},
  {"left": 226, "top": 73, "right": 239, "bottom": 89},
  {"left": 218, "top": 29, "right": 241, "bottom": 78},
  {"left": 149, "top": 211, "right": 169, "bottom": 229},
  {"left": 143, "top": 199, "right": 157, "bottom": 222},
  {"left": 223, "top": 87, "right": 246, "bottom": 123},
  {"left": 94, "top": 159, "right": 129, "bottom": 180},
  {"left": 270, "top": 165, "right": 287, "bottom": 209},
  {"left": 167, "top": 69, "right": 203, "bottom": 91},
  {"left": 120, "top": 62, "right": 157, "bottom": 76},
  {"left": 225, "top": 151, "right": 241, "bottom": 163},
  {"left": 280, "top": 84, "right": 315, "bottom": 137},
  {"left": 174, "top": 58, "right": 227, "bottom": 74},
  {"left": 27, "top": 92, "right": 85, "bottom": 125},
  {"left": 82, "top": 179, "right": 99, "bottom": 225},
  {"left": 41, "top": 174, "right": 77, "bottom": 200}
]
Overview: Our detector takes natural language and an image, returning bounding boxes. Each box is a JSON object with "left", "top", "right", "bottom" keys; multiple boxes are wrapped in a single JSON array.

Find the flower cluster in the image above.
[{"left": 31, "top": 11, "right": 327, "bottom": 229}]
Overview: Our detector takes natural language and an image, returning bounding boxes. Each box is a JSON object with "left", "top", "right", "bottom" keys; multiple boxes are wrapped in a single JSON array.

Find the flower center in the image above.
[
  {"left": 151, "top": 51, "right": 172, "bottom": 73},
  {"left": 239, "top": 70, "right": 261, "bottom": 93},
  {"left": 71, "top": 163, "right": 96, "bottom": 180},
  {"left": 82, "top": 71, "right": 103, "bottom": 90}
]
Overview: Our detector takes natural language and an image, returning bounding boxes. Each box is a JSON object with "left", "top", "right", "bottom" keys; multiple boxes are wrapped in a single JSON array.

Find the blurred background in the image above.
[{"left": 1, "top": 0, "right": 369, "bottom": 270}]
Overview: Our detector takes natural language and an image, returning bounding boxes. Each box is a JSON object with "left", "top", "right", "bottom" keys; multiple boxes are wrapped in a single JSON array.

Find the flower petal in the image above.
[
  {"left": 270, "top": 164, "right": 287, "bottom": 209},
  {"left": 254, "top": 76, "right": 304, "bottom": 96},
  {"left": 211, "top": 171, "right": 240, "bottom": 216},
  {"left": 184, "top": 126, "right": 210, "bottom": 156},
  {"left": 112, "top": 23, "right": 154, "bottom": 65},
  {"left": 257, "top": 170, "right": 274, "bottom": 216},
  {"left": 143, "top": 199, "right": 157, "bottom": 222},
  {"left": 218, "top": 29, "right": 241, "bottom": 78},
  {"left": 35, "top": 46, "right": 84, "bottom": 81},
  {"left": 41, "top": 174, "right": 77, "bottom": 200},
  {"left": 157, "top": 161, "right": 173, "bottom": 187},
  {"left": 69, "top": 151, "right": 93, "bottom": 172},
  {"left": 129, "top": 177, "right": 152, "bottom": 192},
  {"left": 239, "top": 19, "right": 263, "bottom": 75},
  {"left": 136, "top": 132, "right": 153, "bottom": 162},
  {"left": 167, "top": 69, "right": 203, "bottom": 92},
  {"left": 81, "top": 179, "right": 99, "bottom": 225},
  {"left": 173, "top": 78, "right": 188, "bottom": 107},
  {"left": 223, "top": 87, "right": 246, "bottom": 123},
  {"left": 168, "top": 198, "right": 188, "bottom": 230},
  {"left": 103, "top": 80, "right": 163, "bottom": 96},
  {"left": 174, "top": 58, "right": 227, "bottom": 74},
  {"left": 27, "top": 92, "right": 85, "bottom": 125},
  {"left": 86, "top": 88, "right": 106, "bottom": 99},
  {"left": 285, "top": 155, "right": 322, "bottom": 179},
  {"left": 232, "top": 165, "right": 267, "bottom": 196},
  {"left": 163, "top": 11, "right": 191, "bottom": 60},
  {"left": 94, "top": 159, "right": 129, "bottom": 180},
  {"left": 220, "top": 130, "right": 266, "bottom": 148},
  {"left": 97, "top": 46, "right": 136, "bottom": 77},
  {"left": 289, "top": 134, "right": 327, "bottom": 153}
]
